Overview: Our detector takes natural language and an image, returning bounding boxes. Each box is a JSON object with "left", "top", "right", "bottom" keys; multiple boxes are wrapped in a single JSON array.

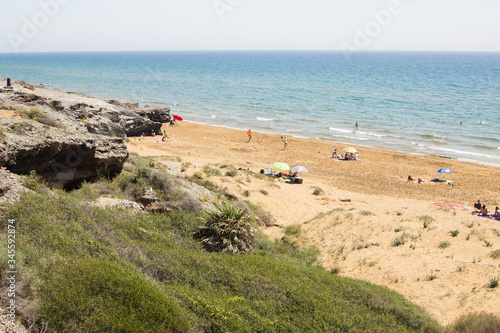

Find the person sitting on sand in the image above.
[
  {"left": 162, "top": 130, "right": 170, "bottom": 142},
  {"left": 332, "top": 149, "right": 337, "bottom": 158},
  {"left": 474, "top": 200, "right": 482, "bottom": 210},
  {"left": 408, "top": 175, "right": 416, "bottom": 182},
  {"left": 479, "top": 204, "right": 489, "bottom": 216},
  {"left": 417, "top": 178, "right": 425, "bottom": 184},
  {"left": 493, "top": 207, "right": 500, "bottom": 218}
]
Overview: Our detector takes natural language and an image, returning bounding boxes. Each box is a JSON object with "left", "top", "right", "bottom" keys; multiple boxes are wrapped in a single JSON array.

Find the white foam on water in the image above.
[
  {"left": 256, "top": 117, "right": 274, "bottom": 121},
  {"left": 329, "top": 127, "right": 353, "bottom": 134},
  {"left": 428, "top": 146, "right": 500, "bottom": 160},
  {"left": 356, "top": 131, "right": 385, "bottom": 138}
]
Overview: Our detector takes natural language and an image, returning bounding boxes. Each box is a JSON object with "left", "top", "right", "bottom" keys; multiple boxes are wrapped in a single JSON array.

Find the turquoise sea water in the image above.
[{"left": 1, "top": 51, "right": 500, "bottom": 166}]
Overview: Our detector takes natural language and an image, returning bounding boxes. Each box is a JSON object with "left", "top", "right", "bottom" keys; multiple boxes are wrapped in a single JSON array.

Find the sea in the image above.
[{"left": 1, "top": 51, "right": 499, "bottom": 167}]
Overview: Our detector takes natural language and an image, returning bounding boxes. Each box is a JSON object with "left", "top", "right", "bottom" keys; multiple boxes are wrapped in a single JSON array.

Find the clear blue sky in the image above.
[{"left": 1, "top": 0, "right": 500, "bottom": 53}]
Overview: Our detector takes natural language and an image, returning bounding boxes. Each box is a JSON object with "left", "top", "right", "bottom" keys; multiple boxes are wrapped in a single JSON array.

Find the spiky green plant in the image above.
[{"left": 193, "top": 202, "right": 255, "bottom": 254}]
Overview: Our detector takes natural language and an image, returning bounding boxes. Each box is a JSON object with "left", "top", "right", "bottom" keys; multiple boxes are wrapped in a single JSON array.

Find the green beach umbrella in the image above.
[
  {"left": 343, "top": 147, "right": 357, "bottom": 154},
  {"left": 273, "top": 162, "right": 290, "bottom": 171}
]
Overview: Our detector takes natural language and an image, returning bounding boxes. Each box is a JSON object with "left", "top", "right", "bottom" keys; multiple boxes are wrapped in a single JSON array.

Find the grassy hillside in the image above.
[{"left": 2, "top": 155, "right": 484, "bottom": 332}]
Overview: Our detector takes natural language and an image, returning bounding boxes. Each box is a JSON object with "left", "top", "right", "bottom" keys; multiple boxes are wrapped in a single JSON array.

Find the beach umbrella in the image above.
[
  {"left": 273, "top": 162, "right": 290, "bottom": 171},
  {"left": 436, "top": 168, "right": 452, "bottom": 174},
  {"left": 343, "top": 147, "right": 357, "bottom": 154},
  {"left": 173, "top": 115, "right": 183, "bottom": 121},
  {"left": 290, "top": 165, "right": 308, "bottom": 173}
]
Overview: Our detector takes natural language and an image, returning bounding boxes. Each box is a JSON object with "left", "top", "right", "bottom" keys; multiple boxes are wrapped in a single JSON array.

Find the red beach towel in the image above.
[{"left": 430, "top": 202, "right": 464, "bottom": 210}]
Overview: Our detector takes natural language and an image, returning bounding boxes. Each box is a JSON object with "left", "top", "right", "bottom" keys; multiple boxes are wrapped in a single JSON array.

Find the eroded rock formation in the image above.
[{"left": 0, "top": 79, "right": 174, "bottom": 189}]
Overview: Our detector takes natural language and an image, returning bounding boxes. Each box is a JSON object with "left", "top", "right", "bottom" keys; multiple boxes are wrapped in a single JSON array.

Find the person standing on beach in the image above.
[
  {"left": 355, "top": 122, "right": 359, "bottom": 129},
  {"left": 282, "top": 136, "right": 288, "bottom": 150},
  {"left": 247, "top": 129, "right": 253, "bottom": 143}
]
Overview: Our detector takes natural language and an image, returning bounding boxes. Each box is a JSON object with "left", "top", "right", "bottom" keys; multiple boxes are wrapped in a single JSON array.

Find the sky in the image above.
[{"left": 1, "top": 0, "right": 500, "bottom": 53}]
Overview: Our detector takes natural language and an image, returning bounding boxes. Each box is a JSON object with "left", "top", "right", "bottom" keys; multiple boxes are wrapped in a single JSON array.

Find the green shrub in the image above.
[
  {"left": 203, "top": 165, "right": 222, "bottom": 177},
  {"left": 490, "top": 250, "right": 500, "bottom": 259},
  {"left": 313, "top": 187, "right": 324, "bottom": 196},
  {"left": 225, "top": 170, "right": 237, "bottom": 177},
  {"left": 483, "top": 239, "right": 493, "bottom": 248},
  {"left": 449, "top": 230, "right": 460, "bottom": 237},
  {"left": 418, "top": 215, "right": 435, "bottom": 228},
  {"left": 486, "top": 277, "right": 499, "bottom": 288},
  {"left": 193, "top": 202, "right": 255, "bottom": 254},
  {"left": 18, "top": 107, "right": 60, "bottom": 127},
  {"left": 426, "top": 270, "right": 438, "bottom": 281},
  {"left": 439, "top": 241, "right": 451, "bottom": 249},
  {"left": 21, "top": 170, "right": 47, "bottom": 192},
  {"left": 447, "top": 312, "right": 500, "bottom": 333},
  {"left": 392, "top": 234, "right": 407, "bottom": 247},
  {"left": 191, "top": 172, "right": 203, "bottom": 180},
  {"left": 284, "top": 224, "right": 302, "bottom": 237},
  {"left": 330, "top": 267, "right": 341, "bottom": 274}
]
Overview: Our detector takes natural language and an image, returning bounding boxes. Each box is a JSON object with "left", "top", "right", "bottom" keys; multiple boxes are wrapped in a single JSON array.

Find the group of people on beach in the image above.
[
  {"left": 331, "top": 149, "right": 359, "bottom": 161},
  {"left": 474, "top": 200, "right": 500, "bottom": 218}
]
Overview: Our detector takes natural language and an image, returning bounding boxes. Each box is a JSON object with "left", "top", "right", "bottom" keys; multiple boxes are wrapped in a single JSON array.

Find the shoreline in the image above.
[{"left": 177, "top": 119, "right": 500, "bottom": 169}]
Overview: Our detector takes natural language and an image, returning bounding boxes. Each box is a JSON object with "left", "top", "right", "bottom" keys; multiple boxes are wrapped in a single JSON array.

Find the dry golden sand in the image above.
[{"left": 127, "top": 121, "right": 500, "bottom": 325}]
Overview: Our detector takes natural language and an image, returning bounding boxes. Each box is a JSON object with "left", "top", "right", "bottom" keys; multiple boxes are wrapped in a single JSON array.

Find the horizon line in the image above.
[{"left": 1, "top": 49, "right": 500, "bottom": 55}]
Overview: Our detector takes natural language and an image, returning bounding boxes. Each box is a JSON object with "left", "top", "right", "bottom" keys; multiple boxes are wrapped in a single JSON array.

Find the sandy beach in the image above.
[{"left": 127, "top": 121, "right": 500, "bottom": 325}]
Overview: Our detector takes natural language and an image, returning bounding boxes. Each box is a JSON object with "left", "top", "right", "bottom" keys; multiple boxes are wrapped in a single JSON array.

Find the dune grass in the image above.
[{"left": 0, "top": 189, "right": 444, "bottom": 332}]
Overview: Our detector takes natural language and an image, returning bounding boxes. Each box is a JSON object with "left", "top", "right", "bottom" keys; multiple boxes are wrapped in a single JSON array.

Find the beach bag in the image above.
[{"left": 295, "top": 178, "right": 303, "bottom": 184}]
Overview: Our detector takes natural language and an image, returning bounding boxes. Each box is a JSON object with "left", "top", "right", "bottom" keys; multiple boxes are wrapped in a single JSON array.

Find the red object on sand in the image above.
[
  {"left": 173, "top": 115, "right": 183, "bottom": 121},
  {"left": 430, "top": 202, "right": 464, "bottom": 210}
]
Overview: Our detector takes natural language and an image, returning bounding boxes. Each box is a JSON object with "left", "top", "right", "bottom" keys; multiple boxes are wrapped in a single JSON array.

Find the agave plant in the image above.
[{"left": 193, "top": 202, "right": 254, "bottom": 254}]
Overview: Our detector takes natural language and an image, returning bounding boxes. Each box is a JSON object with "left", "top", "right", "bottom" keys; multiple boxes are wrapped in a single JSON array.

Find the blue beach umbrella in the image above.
[{"left": 436, "top": 168, "right": 452, "bottom": 174}]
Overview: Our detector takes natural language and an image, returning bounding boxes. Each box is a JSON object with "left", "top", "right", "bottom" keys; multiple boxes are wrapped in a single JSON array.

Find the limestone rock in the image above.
[
  {"left": 0, "top": 168, "right": 28, "bottom": 203},
  {"left": 0, "top": 120, "right": 128, "bottom": 189}
]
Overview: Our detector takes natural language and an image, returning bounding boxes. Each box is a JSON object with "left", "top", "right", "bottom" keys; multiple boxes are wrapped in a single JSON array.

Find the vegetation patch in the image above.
[
  {"left": 313, "top": 187, "right": 324, "bottom": 196},
  {"left": 203, "top": 165, "right": 222, "bottom": 177},
  {"left": 447, "top": 312, "right": 500, "bottom": 332},
  {"left": 438, "top": 241, "right": 451, "bottom": 249},
  {"left": 418, "top": 215, "right": 435, "bottom": 228},
  {"left": 490, "top": 250, "right": 500, "bottom": 259}
]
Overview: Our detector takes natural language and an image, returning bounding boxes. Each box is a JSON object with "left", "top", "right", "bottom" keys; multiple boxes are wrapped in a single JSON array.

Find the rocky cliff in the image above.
[{"left": 0, "top": 78, "right": 171, "bottom": 189}]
